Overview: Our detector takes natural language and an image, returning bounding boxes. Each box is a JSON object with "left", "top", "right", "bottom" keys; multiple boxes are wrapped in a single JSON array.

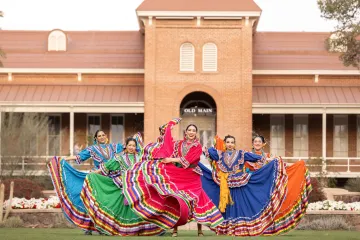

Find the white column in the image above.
[
  {"left": 70, "top": 110, "right": 74, "bottom": 157},
  {"left": 322, "top": 111, "right": 327, "bottom": 173}
]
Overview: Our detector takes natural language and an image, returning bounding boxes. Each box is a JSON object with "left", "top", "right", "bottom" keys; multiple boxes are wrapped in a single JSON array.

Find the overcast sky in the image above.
[{"left": 0, "top": 0, "right": 337, "bottom": 32}]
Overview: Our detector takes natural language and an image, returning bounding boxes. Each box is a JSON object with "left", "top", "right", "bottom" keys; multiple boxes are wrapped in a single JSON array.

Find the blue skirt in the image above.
[
  {"left": 48, "top": 157, "right": 95, "bottom": 231},
  {"left": 199, "top": 159, "right": 288, "bottom": 236}
]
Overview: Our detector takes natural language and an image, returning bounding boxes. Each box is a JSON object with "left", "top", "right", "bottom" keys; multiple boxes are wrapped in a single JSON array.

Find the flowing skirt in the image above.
[
  {"left": 123, "top": 161, "right": 224, "bottom": 229},
  {"left": 199, "top": 159, "right": 288, "bottom": 236},
  {"left": 48, "top": 157, "right": 95, "bottom": 231},
  {"left": 263, "top": 160, "right": 312, "bottom": 235},
  {"left": 80, "top": 173, "right": 166, "bottom": 236}
]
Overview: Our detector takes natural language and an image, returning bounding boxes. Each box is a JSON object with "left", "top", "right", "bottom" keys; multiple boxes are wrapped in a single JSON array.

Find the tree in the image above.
[
  {"left": 0, "top": 11, "right": 5, "bottom": 67},
  {"left": 317, "top": 0, "right": 360, "bottom": 68}
]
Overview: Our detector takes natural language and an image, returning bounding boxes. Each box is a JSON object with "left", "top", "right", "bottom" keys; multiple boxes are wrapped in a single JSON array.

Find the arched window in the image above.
[
  {"left": 202, "top": 43, "right": 217, "bottom": 72},
  {"left": 48, "top": 30, "right": 67, "bottom": 51},
  {"left": 180, "top": 43, "right": 195, "bottom": 71}
]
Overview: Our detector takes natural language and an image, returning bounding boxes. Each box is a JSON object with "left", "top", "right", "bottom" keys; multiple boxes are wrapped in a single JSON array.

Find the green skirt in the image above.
[{"left": 80, "top": 173, "right": 165, "bottom": 236}]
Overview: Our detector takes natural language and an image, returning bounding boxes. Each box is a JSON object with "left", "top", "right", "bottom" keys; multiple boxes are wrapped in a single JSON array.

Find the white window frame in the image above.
[
  {"left": 293, "top": 114, "right": 309, "bottom": 158},
  {"left": 47, "top": 114, "right": 62, "bottom": 156},
  {"left": 202, "top": 43, "right": 218, "bottom": 72},
  {"left": 270, "top": 114, "right": 285, "bottom": 157},
  {"left": 180, "top": 42, "right": 195, "bottom": 72},
  {"left": 87, "top": 114, "right": 102, "bottom": 146},
  {"left": 48, "top": 30, "right": 67, "bottom": 51},
  {"left": 110, "top": 114, "right": 125, "bottom": 144},
  {"left": 333, "top": 115, "right": 348, "bottom": 157}
]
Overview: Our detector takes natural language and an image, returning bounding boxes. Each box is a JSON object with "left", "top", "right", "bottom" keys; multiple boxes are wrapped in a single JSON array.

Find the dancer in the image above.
[
  {"left": 251, "top": 135, "right": 312, "bottom": 236},
  {"left": 198, "top": 135, "right": 288, "bottom": 236},
  {"left": 47, "top": 130, "right": 123, "bottom": 234},
  {"left": 122, "top": 119, "right": 224, "bottom": 237},
  {"left": 80, "top": 136, "right": 165, "bottom": 236}
]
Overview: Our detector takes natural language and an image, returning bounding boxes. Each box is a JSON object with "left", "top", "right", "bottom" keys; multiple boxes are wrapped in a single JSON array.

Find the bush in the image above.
[
  {"left": 344, "top": 178, "right": 360, "bottom": 192},
  {"left": 308, "top": 178, "right": 326, "bottom": 203},
  {"left": 0, "top": 216, "right": 24, "bottom": 228},
  {"left": 297, "top": 216, "right": 353, "bottom": 231},
  {"left": 1, "top": 178, "right": 44, "bottom": 199}
]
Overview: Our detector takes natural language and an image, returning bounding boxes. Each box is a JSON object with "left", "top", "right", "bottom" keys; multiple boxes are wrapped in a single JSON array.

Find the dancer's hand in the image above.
[{"left": 161, "top": 158, "right": 173, "bottom": 163}]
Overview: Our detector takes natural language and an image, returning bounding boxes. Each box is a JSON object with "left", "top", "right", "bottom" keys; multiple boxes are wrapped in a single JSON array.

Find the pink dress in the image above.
[{"left": 122, "top": 119, "right": 224, "bottom": 229}]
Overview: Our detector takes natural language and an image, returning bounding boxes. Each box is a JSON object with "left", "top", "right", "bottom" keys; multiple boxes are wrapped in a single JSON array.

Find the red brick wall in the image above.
[{"left": 143, "top": 18, "right": 254, "bottom": 149}]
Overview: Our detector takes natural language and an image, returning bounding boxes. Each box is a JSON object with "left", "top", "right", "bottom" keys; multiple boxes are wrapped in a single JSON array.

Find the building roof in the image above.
[
  {"left": 136, "top": 0, "right": 261, "bottom": 12},
  {"left": 0, "top": 30, "right": 357, "bottom": 71},
  {"left": 0, "top": 84, "right": 144, "bottom": 103},
  {"left": 253, "top": 32, "right": 358, "bottom": 70},
  {"left": 0, "top": 30, "right": 144, "bottom": 68},
  {"left": 253, "top": 86, "right": 360, "bottom": 104}
]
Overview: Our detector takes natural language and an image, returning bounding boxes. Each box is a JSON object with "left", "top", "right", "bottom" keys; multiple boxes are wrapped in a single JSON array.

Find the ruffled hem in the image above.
[
  {"left": 263, "top": 168, "right": 312, "bottom": 235},
  {"left": 214, "top": 158, "right": 288, "bottom": 236},
  {"left": 47, "top": 157, "right": 96, "bottom": 231},
  {"left": 80, "top": 176, "right": 165, "bottom": 236}
]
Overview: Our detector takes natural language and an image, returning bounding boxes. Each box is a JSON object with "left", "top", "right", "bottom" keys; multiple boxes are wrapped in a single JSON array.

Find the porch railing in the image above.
[
  {"left": 0, "top": 156, "right": 93, "bottom": 176},
  {"left": 1, "top": 155, "right": 360, "bottom": 177}
]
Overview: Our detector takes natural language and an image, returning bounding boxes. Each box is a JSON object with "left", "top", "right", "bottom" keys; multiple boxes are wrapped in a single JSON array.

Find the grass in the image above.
[{"left": 0, "top": 229, "right": 360, "bottom": 240}]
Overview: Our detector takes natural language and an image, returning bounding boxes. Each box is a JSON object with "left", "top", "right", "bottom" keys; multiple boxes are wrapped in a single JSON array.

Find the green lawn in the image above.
[{"left": 0, "top": 229, "right": 360, "bottom": 239}]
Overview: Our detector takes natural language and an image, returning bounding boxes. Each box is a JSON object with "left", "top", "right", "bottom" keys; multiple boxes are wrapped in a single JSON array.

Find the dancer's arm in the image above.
[
  {"left": 243, "top": 151, "right": 262, "bottom": 162},
  {"left": 162, "top": 145, "right": 202, "bottom": 169},
  {"left": 65, "top": 147, "right": 91, "bottom": 164}
]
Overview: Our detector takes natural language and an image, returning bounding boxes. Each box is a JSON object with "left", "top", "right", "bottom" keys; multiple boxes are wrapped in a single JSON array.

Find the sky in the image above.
[{"left": 0, "top": 0, "right": 337, "bottom": 32}]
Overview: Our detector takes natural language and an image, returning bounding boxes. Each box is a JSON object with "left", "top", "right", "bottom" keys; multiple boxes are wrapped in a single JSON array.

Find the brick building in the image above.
[{"left": 0, "top": 0, "right": 359, "bottom": 176}]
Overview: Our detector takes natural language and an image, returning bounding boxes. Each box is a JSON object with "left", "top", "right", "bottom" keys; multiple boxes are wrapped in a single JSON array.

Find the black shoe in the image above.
[{"left": 84, "top": 230, "right": 92, "bottom": 235}]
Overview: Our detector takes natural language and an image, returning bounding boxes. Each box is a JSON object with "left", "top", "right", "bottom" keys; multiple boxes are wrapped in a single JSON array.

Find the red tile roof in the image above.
[
  {"left": 253, "top": 86, "right": 360, "bottom": 104},
  {"left": 0, "top": 30, "right": 144, "bottom": 68},
  {"left": 137, "top": 0, "right": 261, "bottom": 12},
  {"left": 0, "top": 30, "right": 357, "bottom": 71},
  {"left": 253, "top": 32, "right": 358, "bottom": 70},
  {"left": 0, "top": 85, "right": 144, "bottom": 103}
]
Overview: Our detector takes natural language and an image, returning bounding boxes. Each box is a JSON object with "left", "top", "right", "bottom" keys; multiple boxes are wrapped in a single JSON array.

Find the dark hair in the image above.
[
  {"left": 94, "top": 130, "right": 105, "bottom": 143},
  {"left": 185, "top": 124, "right": 198, "bottom": 132},
  {"left": 125, "top": 137, "right": 138, "bottom": 148},
  {"left": 224, "top": 135, "right": 236, "bottom": 143},
  {"left": 252, "top": 135, "right": 266, "bottom": 143}
]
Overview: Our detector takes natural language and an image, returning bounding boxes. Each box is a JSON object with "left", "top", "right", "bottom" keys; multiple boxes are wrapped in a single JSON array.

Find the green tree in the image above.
[
  {"left": 0, "top": 11, "right": 5, "bottom": 67},
  {"left": 317, "top": 0, "right": 360, "bottom": 68}
]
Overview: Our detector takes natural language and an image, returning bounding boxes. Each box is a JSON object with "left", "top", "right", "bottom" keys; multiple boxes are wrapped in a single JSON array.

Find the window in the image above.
[
  {"left": 333, "top": 115, "right": 348, "bottom": 157},
  {"left": 293, "top": 115, "right": 308, "bottom": 157},
  {"left": 111, "top": 115, "right": 125, "bottom": 144},
  {"left": 48, "top": 30, "right": 67, "bottom": 51},
  {"left": 357, "top": 116, "right": 360, "bottom": 157},
  {"left": 88, "top": 115, "right": 101, "bottom": 143},
  {"left": 199, "top": 130, "right": 213, "bottom": 148},
  {"left": 48, "top": 115, "right": 61, "bottom": 156},
  {"left": 180, "top": 43, "right": 195, "bottom": 71},
  {"left": 202, "top": 43, "right": 217, "bottom": 72},
  {"left": 270, "top": 115, "right": 285, "bottom": 157}
]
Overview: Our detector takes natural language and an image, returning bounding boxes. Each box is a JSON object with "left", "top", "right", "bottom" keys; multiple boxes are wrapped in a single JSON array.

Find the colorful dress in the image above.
[
  {"left": 80, "top": 152, "right": 165, "bottom": 236},
  {"left": 122, "top": 119, "right": 224, "bottom": 230},
  {"left": 251, "top": 150, "right": 312, "bottom": 236},
  {"left": 199, "top": 144, "right": 288, "bottom": 236},
  {"left": 47, "top": 142, "right": 123, "bottom": 231}
]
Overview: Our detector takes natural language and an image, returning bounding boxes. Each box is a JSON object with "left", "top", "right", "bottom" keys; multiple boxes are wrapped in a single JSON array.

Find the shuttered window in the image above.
[
  {"left": 202, "top": 43, "right": 217, "bottom": 72},
  {"left": 180, "top": 43, "right": 195, "bottom": 71}
]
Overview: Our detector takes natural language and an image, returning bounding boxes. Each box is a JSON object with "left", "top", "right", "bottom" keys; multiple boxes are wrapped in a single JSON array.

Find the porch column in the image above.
[
  {"left": 322, "top": 111, "right": 327, "bottom": 173},
  {"left": 70, "top": 110, "right": 74, "bottom": 156}
]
